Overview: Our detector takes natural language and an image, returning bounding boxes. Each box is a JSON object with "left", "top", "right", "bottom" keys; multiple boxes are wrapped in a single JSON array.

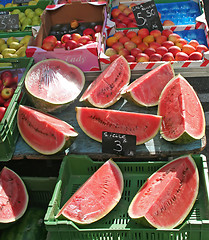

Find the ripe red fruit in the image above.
[
  {"left": 1, "top": 87, "right": 14, "bottom": 100},
  {"left": 61, "top": 34, "right": 71, "bottom": 44},
  {"left": 42, "top": 35, "right": 57, "bottom": 49},
  {"left": 65, "top": 40, "right": 78, "bottom": 50},
  {"left": 94, "top": 25, "right": 102, "bottom": 33},
  {"left": 1, "top": 70, "right": 13, "bottom": 87},
  {"left": 0, "top": 106, "right": 6, "bottom": 122},
  {"left": 83, "top": 28, "right": 95, "bottom": 37}
]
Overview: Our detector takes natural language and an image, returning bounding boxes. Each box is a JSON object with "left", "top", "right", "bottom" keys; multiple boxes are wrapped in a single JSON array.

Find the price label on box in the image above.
[
  {"left": 132, "top": 0, "right": 163, "bottom": 31},
  {"left": 102, "top": 131, "right": 136, "bottom": 156},
  {"left": 0, "top": 14, "right": 19, "bottom": 31}
]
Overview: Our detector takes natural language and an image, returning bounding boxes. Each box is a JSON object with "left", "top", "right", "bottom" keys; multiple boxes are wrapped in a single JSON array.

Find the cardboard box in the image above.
[{"left": 26, "top": 2, "right": 107, "bottom": 72}]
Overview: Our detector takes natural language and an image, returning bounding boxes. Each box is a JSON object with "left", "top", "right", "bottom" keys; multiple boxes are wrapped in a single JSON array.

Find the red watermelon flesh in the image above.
[
  {"left": 121, "top": 62, "right": 174, "bottom": 107},
  {"left": 25, "top": 59, "right": 85, "bottom": 113},
  {"left": 56, "top": 159, "right": 123, "bottom": 224},
  {"left": 17, "top": 105, "right": 78, "bottom": 155},
  {"left": 79, "top": 56, "right": 130, "bottom": 108},
  {"left": 76, "top": 107, "right": 162, "bottom": 145},
  {"left": 128, "top": 155, "right": 199, "bottom": 229},
  {"left": 0, "top": 167, "right": 28, "bottom": 223},
  {"left": 158, "top": 74, "right": 205, "bottom": 143}
]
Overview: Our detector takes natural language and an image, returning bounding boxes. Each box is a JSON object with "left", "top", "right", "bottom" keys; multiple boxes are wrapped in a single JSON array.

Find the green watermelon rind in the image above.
[
  {"left": 17, "top": 105, "right": 78, "bottom": 155},
  {"left": 157, "top": 74, "right": 205, "bottom": 144},
  {"left": 24, "top": 59, "right": 85, "bottom": 113},
  {"left": 0, "top": 167, "right": 29, "bottom": 224},
  {"left": 128, "top": 155, "right": 199, "bottom": 229},
  {"left": 76, "top": 107, "right": 162, "bottom": 145},
  {"left": 56, "top": 159, "right": 124, "bottom": 224},
  {"left": 121, "top": 62, "right": 175, "bottom": 107},
  {"left": 79, "top": 56, "right": 131, "bottom": 108}
]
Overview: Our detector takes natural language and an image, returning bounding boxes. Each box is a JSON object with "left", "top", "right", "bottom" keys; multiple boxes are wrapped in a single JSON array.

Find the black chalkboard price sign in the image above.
[
  {"left": 102, "top": 131, "right": 136, "bottom": 156},
  {"left": 0, "top": 14, "right": 19, "bottom": 31},
  {"left": 132, "top": 0, "right": 163, "bottom": 31}
]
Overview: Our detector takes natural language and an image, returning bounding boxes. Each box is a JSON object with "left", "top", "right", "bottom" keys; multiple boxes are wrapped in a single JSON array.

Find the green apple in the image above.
[
  {"left": 7, "top": 37, "right": 19, "bottom": 46},
  {"left": 0, "top": 38, "right": 5, "bottom": 45},
  {"left": 11, "top": 9, "right": 21, "bottom": 15},
  {"left": 35, "top": 8, "right": 43, "bottom": 16},
  {"left": 25, "top": 8, "right": 33, "bottom": 16}
]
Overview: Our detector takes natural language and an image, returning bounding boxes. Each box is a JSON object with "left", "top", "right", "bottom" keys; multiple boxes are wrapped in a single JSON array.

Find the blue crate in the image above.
[
  {"left": 174, "top": 29, "right": 208, "bottom": 46},
  {"left": 156, "top": 1, "right": 202, "bottom": 25}
]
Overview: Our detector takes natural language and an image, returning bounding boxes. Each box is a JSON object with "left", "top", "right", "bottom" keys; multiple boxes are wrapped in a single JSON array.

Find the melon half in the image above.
[
  {"left": 76, "top": 107, "right": 162, "bottom": 145},
  {"left": 0, "top": 167, "right": 28, "bottom": 223},
  {"left": 56, "top": 159, "right": 124, "bottom": 224},
  {"left": 80, "top": 55, "right": 130, "bottom": 108},
  {"left": 158, "top": 74, "right": 205, "bottom": 144},
  {"left": 128, "top": 155, "right": 199, "bottom": 229},
  {"left": 17, "top": 105, "right": 78, "bottom": 155},
  {"left": 24, "top": 59, "right": 85, "bottom": 113},
  {"left": 121, "top": 62, "right": 174, "bottom": 107}
]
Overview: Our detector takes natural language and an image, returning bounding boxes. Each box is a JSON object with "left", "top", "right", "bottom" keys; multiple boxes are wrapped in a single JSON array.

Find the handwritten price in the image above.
[{"left": 0, "top": 14, "right": 19, "bottom": 30}]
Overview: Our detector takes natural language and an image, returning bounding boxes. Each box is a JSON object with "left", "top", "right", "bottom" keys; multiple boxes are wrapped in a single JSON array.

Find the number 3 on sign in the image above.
[{"left": 113, "top": 140, "right": 123, "bottom": 153}]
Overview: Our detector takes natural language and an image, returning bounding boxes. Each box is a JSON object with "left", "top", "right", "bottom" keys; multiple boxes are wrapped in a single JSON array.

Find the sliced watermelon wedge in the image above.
[
  {"left": 158, "top": 74, "right": 205, "bottom": 144},
  {"left": 128, "top": 155, "right": 199, "bottom": 229},
  {"left": 76, "top": 107, "right": 162, "bottom": 145},
  {"left": 121, "top": 62, "right": 174, "bottom": 107},
  {"left": 17, "top": 105, "right": 78, "bottom": 155},
  {"left": 0, "top": 167, "right": 28, "bottom": 223},
  {"left": 56, "top": 159, "right": 124, "bottom": 224},
  {"left": 80, "top": 56, "right": 130, "bottom": 108}
]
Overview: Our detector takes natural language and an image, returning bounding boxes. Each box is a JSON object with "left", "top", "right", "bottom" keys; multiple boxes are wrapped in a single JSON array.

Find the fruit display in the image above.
[
  {"left": 0, "top": 7, "right": 43, "bottom": 32},
  {"left": 121, "top": 62, "right": 174, "bottom": 107},
  {"left": 42, "top": 20, "right": 103, "bottom": 51},
  {"left": 111, "top": 1, "right": 201, "bottom": 28},
  {"left": 0, "top": 69, "right": 19, "bottom": 121},
  {"left": 80, "top": 55, "right": 130, "bottom": 108},
  {"left": 105, "top": 28, "right": 209, "bottom": 63},
  {"left": 56, "top": 159, "right": 123, "bottom": 224},
  {"left": 0, "top": 167, "right": 28, "bottom": 223},
  {"left": 158, "top": 74, "right": 205, "bottom": 144},
  {"left": 0, "top": 0, "right": 41, "bottom": 8},
  {"left": 24, "top": 59, "right": 85, "bottom": 113},
  {"left": 17, "top": 105, "right": 78, "bottom": 155},
  {"left": 76, "top": 107, "right": 162, "bottom": 145},
  {"left": 128, "top": 155, "right": 199, "bottom": 229},
  {"left": 0, "top": 207, "right": 47, "bottom": 240},
  {"left": 0, "top": 35, "right": 31, "bottom": 58}
]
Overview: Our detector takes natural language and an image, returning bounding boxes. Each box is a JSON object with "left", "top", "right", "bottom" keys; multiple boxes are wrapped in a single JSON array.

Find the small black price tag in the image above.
[
  {"left": 102, "top": 131, "right": 136, "bottom": 156},
  {"left": 132, "top": 0, "right": 163, "bottom": 31},
  {"left": 13, "top": 0, "right": 30, "bottom": 4},
  {"left": 0, "top": 14, "right": 19, "bottom": 31}
]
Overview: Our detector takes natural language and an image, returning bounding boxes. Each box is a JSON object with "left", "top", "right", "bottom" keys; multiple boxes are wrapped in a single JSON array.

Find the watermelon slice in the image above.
[
  {"left": 79, "top": 56, "right": 130, "bottom": 108},
  {"left": 24, "top": 59, "right": 85, "bottom": 113},
  {"left": 56, "top": 159, "right": 123, "bottom": 224},
  {"left": 17, "top": 105, "right": 78, "bottom": 155},
  {"left": 76, "top": 107, "right": 162, "bottom": 145},
  {"left": 128, "top": 155, "right": 199, "bottom": 229},
  {"left": 158, "top": 74, "right": 205, "bottom": 144},
  {"left": 0, "top": 167, "right": 28, "bottom": 223},
  {"left": 121, "top": 62, "right": 174, "bottom": 107}
]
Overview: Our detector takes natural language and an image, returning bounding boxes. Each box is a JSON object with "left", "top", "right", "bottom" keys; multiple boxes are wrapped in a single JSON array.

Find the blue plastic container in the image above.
[{"left": 156, "top": 1, "right": 202, "bottom": 25}]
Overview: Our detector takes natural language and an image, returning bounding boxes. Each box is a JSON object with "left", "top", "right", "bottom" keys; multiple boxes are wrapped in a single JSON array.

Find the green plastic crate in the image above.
[
  {"left": 0, "top": 30, "right": 32, "bottom": 39},
  {"left": 45, "top": 154, "right": 209, "bottom": 240},
  {"left": 0, "top": 57, "right": 34, "bottom": 161},
  {"left": 22, "top": 176, "right": 58, "bottom": 208},
  {"left": 0, "top": 0, "right": 51, "bottom": 33}
]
